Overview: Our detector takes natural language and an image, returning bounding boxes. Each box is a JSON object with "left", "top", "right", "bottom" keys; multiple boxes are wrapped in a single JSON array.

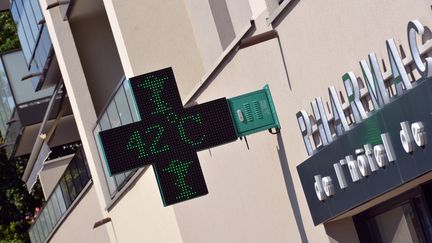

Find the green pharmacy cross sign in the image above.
[
  {"left": 99, "top": 67, "right": 280, "bottom": 206},
  {"left": 99, "top": 68, "right": 238, "bottom": 206}
]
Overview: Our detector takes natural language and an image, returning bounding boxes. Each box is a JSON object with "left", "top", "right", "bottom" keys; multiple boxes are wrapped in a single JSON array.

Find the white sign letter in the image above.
[
  {"left": 400, "top": 121, "right": 415, "bottom": 153},
  {"left": 412, "top": 122, "right": 427, "bottom": 147},
  {"left": 334, "top": 162, "right": 348, "bottom": 189},
  {"left": 328, "top": 86, "right": 350, "bottom": 136},
  {"left": 343, "top": 72, "right": 368, "bottom": 123},
  {"left": 360, "top": 53, "right": 389, "bottom": 109},
  {"left": 386, "top": 38, "right": 412, "bottom": 95},
  {"left": 346, "top": 155, "right": 363, "bottom": 182},
  {"left": 408, "top": 20, "right": 432, "bottom": 78},
  {"left": 296, "top": 110, "right": 314, "bottom": 155}
]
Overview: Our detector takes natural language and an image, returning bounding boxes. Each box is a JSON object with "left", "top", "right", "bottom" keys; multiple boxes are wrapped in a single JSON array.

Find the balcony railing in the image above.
[
  {"left": 11, "top": 0, "right": 56, "bottom": 91},
  {"left": 93, "top": 77, "right": 140, "bottom": 198},
  {"left": 28, "top": 147, "right": 91, "bottom": 243}
]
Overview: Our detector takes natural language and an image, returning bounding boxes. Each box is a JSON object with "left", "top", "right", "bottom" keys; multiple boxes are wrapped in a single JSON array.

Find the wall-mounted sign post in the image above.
[{"left": 99, "top": 67, "right": 280, "bottom": 206}]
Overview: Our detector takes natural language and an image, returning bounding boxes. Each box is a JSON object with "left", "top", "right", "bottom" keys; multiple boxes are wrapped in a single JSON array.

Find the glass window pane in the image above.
[
  {"left": 29, "top": 229, "right": 37, "bottom": 243},
  {"left": 106, "top": 101, "right": 121, "bottom": 128},
  {"left": 67, "top": 159, "right": 82, "bottom": 193},
  {"left": 23, "top": 0, "right": 39, "bottom": 39},
  {"left": 75, "top": 149, "right": 90, "bottom": 185},
  {"left": 0, "top": 59, "right": 15, "bottom": 113},
  {"left": 11, "top": 3, "right": 32, "bottom": 63},
  {"left": 124, "top": 80, "right": 140, "bottom": 122},
  {"left": 15, "top": 0, "right": 36, "bottom": 48},
  {"left": 99, "top": 113, "right": 111, "bottom": 130},
  {"left": 373, "top": 203, "right": 425, "bottom": 243},
  {"left": 50, "top": 189, "right": 62, "bottom": 222},
  {"left": 0, "top": 83, "right": 12, "bottom": 121},
  {"left": 59, "top": 176, "right": 72, "bottom": 208},
  {"left": 43, "top": 208, "right": 53, "bottom": 234},
  {"left": 94, "top": 125, "right": 117, "bottom": 195},
  {"left": 35, "top": 220, "right": 45, "bottom": 242},
  {"left": 63, "top": 168, "right": 77, "bottom": 202},
  {"left": 55, "top": 186, "right": 67, "bottom": 214},
  {"left": 11, "top": 5, "right": 31, "bottom": 63},
  {"left": 38, "top": 212, "right": 48, "bottom": 239},
  {"left": 46, "top": 200, "right": 57, "bottom": 230},
  {"left": 114, "top": 173, "right": 126, "bottom": 187},
  {"left": 0, "top": 101, "right": 9, "bottom": 136},
  {"left": 30, "top": 224, "right": 40, "bottom": 243},
  {"left": 30, "top": 0, "right": 43, "bottom": 25},
  {"left": 115, "top": 86, "right": 133, "bottom": 125},
  {"left": 33, "top": 31, "right": 49, "bottom": 68},
  {"left": 32, "top": 46, "right": 45, "bottom": 71},
  {"left": 40, "top": 26, "right": 52, "bottom": 58}
]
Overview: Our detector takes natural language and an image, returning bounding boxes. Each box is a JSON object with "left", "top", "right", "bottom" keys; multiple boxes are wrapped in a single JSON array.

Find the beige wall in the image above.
[
  {"left": 183, "top": 0, "right": 223, "bottom": 71},
  {"left": 39, "top": 155, "right": 73, "bottom": 198},
  {"left": 102, "top": 0, "right": 205, "bottom": 99},
  {"left": 184, "top": 0, "right": 252, "bottom": 71},
  {"left": 49, "top": 186, "right": 111, "bottom": 243},
  {"left": 107, "top": 169, "right": 183, "bottom": 243}
]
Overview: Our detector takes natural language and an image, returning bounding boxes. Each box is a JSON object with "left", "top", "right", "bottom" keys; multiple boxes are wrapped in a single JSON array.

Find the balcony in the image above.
[
  {"left": 0, "top": 49, "right": 77, "bottom": 159},
  {"left": 93, "top": 77, "right": 140, "bottom": 199},
  {"left": 28, "top": 147, "right": 91, "bottom": 243},
  {"left": 10, "top": 0, "right": 61, "bottom": 91}
]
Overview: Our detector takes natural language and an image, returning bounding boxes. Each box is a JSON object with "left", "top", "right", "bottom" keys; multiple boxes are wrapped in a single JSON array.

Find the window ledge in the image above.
[
  {"left": 105, "top": 167, "right": 149, "bottom": 212},
  {"left": 266, "top": 0, "right": 294, "bottom": 25}
]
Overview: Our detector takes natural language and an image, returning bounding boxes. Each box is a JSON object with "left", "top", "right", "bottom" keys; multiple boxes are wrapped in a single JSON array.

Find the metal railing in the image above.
[
  {"left": 93, "top": 77, "right": 139, "bottom": 197},
  {"left": 28, "top": 147, "right": 91, "bottom": 243}
]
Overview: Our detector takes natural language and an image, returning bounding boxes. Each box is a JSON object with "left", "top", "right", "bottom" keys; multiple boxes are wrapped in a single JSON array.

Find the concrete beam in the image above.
[{"left": 0, "top": 0, "right": 9, "bottom": 11}]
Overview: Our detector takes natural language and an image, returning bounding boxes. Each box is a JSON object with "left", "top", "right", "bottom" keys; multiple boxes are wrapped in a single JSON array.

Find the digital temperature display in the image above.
[{"left": 99, "top": 68, "right": 237, "bottom": 206}]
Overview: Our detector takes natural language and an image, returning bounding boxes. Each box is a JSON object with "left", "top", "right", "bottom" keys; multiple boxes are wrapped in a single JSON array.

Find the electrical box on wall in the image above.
[{"left": 228, "top": 84, "right": 280, "bottom": 137}]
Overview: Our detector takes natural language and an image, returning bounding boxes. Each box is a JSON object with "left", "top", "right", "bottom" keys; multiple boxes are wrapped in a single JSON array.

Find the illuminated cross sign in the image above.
[{"left": 99, "top": 68, "right": 238, "bottom": 206}]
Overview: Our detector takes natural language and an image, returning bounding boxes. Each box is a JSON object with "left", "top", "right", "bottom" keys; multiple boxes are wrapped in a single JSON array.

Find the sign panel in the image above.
[
  {"left": 227, "top": 85, "right": 280, "bottom": 136},
  {"left": 297, "top": 78, "right": 432, "bottom": 225},
  {"left": 99, "top": 68, "right": 238, "bottom": 206}
]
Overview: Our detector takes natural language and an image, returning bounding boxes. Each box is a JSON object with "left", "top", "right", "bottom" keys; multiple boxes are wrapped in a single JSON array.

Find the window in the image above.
[
  {"left": 11, "top": 0, "right": 53, "bottom": 89},
  {"left": 93, "top": 78, "right": 140, "bottom": 197},
  {"left": 0, "top": 56, "right": 16, "bottom": 137},
  {"left": 354, "top": 186, "right": 432, "bottom": 243},
  {"left": 28, "top": 148, "right": 91, "bottom": 243}
]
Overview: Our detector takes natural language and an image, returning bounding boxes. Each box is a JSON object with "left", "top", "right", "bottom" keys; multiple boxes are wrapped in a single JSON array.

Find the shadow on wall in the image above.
[
  {"left": 324, "top": 217, "right": 360, "bottom": 243},
  {"left": 184, "top": 25, "right": 257, "bottom": 106},
  {"left": 276, "top": 133, "right": 309, "bottom": 243},
  {"left": 423, "top": 27, "right": 432, "bottom": 44},
  {"left": 270, "top": 0, "right": 301, "bottom": 28}
]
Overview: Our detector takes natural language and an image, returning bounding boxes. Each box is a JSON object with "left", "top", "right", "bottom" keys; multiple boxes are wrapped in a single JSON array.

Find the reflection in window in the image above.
[
  {"left": 94, "top": 78, "right": 139, "bottom": 197},
  {"left": 11, "top": 0, "right": 53, "bottom": 89},
  {"left": 28, "top": 148, "right": 91, "bottom": 243},
  {"left": 0, "top": 58, "right": 15, "bottom": 137}
]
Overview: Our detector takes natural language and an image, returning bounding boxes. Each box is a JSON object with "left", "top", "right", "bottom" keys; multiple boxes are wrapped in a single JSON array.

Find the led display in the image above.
[{"left": 99, "top": 67, "right": 237, "bottom": 205}]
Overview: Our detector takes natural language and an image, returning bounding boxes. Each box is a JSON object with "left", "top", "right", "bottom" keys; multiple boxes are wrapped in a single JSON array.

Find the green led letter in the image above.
[
  {"left": 126, "top": 131, "right": 148, "bottom": 158},
  {"left": 138, "top": 75, "right": 171, "bottom": 115},
  {"left": 178, "top": 114, "right": 205, "bottom": 146},
  {"left": 145, "top": 124, "right": 170, "bottom": 155},
  {"left": 163, "top": 160, "right": 197, "bottom": 200}
]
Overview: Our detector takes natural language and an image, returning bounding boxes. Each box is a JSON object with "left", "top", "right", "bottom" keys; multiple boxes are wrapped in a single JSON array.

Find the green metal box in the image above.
[{"left": 227, "top": 85, "right": 280, "bottom": 137}]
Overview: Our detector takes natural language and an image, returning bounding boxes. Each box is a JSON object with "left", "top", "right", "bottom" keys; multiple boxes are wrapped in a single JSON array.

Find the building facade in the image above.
[{"left": 2, "top": 0, "right": 432, "bottom": 242}]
